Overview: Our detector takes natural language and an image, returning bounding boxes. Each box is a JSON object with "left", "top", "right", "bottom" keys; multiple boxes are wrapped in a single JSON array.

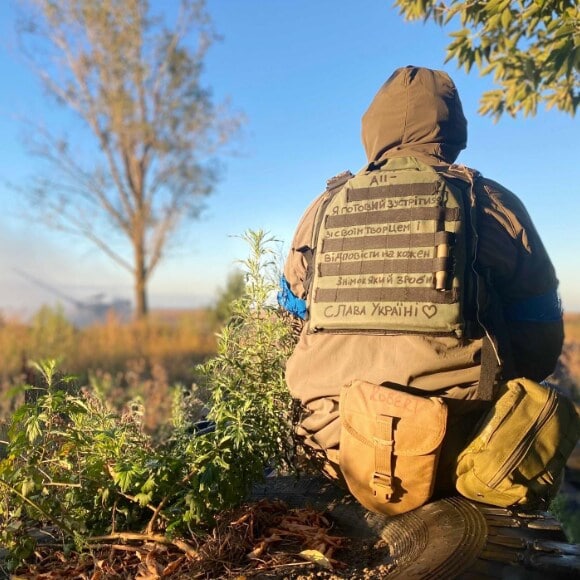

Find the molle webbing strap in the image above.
[
  {"left": 315, "top": 287, "right": 458, "bottom": 304},
  {"left": 322, "top": 231, "right": 452, "bottom": 252},
  {"left": 348, "top": 182, "right": 436, "bottom": 200},
  {"left": 319, "top": 257, "right": 450, "bottom": 276},
  {"left": 326, "top": 207, "right": 459, "bottom": 228}
]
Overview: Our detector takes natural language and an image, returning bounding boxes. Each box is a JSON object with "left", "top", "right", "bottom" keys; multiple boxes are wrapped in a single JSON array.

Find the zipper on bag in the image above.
[{"left": 486, "top": 388, "right": 559, "bottom": 489}]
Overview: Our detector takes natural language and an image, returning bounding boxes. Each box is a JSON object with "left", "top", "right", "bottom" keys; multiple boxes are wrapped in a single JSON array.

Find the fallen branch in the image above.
[
  {"left": 89, "top": 543, "right": 148, "bottom": 554},
  {"left": 88, "top": 532, "right": 199, "bottom": 559}
]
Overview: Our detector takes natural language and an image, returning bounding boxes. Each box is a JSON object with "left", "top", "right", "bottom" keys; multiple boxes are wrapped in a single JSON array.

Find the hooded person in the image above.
[{"left": 278, "top": 66, "right": 564, "bottom": 497}]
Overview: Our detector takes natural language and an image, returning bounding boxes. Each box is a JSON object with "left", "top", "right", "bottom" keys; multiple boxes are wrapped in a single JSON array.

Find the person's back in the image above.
[{"left": 279, "top": 66, "right": 565, "bottom": 504}]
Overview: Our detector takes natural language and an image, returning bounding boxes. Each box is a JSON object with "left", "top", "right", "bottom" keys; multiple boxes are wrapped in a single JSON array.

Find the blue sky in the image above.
[{"left": 0, "top": 0, "right": 578, "bottom": 321}]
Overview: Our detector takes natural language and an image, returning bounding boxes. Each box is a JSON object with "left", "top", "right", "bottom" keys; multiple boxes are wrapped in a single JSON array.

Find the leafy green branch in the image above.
[{"left": 394, "top": 0, "right": 579, "bottom": 118}]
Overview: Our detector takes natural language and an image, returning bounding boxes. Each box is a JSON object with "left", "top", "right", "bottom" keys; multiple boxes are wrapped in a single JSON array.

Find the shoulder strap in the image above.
[{"left": 326, "top": 170, "right": 354, "bottom": 193}]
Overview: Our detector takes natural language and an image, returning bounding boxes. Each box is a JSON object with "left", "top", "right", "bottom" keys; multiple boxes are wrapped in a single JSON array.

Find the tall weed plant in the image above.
[
  {"left": 188, "top": 230, "right": 296, "bottom": 518},
  {"left": 0, "top": 230, "right": 295, "bottom": 569}
]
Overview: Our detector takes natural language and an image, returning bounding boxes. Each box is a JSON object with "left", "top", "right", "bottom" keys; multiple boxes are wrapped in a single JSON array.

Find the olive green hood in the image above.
[{"left": 361, "top": 66, "right": 467, "bottom": 166}]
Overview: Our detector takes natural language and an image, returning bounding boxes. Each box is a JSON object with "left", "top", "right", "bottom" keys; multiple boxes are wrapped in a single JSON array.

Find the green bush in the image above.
[{"left": 0, "top": 230, "right": 295, "bottom": 569}]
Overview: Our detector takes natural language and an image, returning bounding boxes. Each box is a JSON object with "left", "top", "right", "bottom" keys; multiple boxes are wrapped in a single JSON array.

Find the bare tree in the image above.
[{"left": 16, "top": 0, "right": 240, "bottom": 318}]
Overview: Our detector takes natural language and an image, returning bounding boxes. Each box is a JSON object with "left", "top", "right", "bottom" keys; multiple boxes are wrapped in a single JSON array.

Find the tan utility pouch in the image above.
[
  {"left": 455, "top": 378, "right": 580, "bottom": 508},
  {"left": 339, "top": 380, "right": 447, "bottom": 515}
]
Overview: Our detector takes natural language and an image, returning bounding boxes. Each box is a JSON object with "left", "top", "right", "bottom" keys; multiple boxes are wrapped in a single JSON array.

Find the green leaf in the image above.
[
  {"left": 134, "top": 493, "right": 152, "bottom": 507},
  {"left": 500, "top": 8, "right": 512, "bottom": 29},
  {"left": 111, "top": 465, "right": 134, "bottom": 492},
  {"left": 25, "top": 416, "right": 43, "bottom": 444},
  {"left": 141, "top": 477, "right": 156, "bottom": 493}
]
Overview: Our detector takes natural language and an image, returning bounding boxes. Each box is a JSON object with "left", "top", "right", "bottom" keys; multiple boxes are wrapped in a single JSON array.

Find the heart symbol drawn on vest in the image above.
[{"left": 422, "top": 305, "right": 438, "bottom": 319}]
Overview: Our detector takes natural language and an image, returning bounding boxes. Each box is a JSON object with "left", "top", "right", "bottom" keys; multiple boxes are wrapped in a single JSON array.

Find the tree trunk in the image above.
[{"left": 134, "top": 239, "right": 148, "bottom": 319}]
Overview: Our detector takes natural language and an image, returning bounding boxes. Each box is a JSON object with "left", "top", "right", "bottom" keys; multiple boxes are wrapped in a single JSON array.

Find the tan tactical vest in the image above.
[{"left": 308, "top": 157, "right": 478, "bottom": 338}]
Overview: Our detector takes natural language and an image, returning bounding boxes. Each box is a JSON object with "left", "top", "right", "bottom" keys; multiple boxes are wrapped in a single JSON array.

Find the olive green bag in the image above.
[
  {"left": 454, "top": 378, "right": 580, "bottom": 508},
  {"left": 339, "top": 380, "right": 447, "bottom": 515}
]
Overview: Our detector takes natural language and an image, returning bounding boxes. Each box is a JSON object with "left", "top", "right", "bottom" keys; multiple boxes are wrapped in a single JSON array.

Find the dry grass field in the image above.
[{"left": 0, "top": 306, "right": 218, "bottom": 431}]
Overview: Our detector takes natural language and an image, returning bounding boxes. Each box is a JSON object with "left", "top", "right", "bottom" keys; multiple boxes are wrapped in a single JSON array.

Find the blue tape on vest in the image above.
[
  {"left": 277, "top": 276, "right": 308, "bottom": 320},
  {"left": 504, "top": 290, "right": 563, "bottom": 322}
]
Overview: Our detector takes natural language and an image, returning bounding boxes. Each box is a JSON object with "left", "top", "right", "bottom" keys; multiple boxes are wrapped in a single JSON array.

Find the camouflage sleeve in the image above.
[{"left": 476, "top": 178, "right": 564, "bottom": 381}]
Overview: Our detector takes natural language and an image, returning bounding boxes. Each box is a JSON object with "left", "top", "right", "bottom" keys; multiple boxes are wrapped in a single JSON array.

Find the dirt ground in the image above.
[{"left": 3, "top": 499, "right": 394, "bottom": 579}]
